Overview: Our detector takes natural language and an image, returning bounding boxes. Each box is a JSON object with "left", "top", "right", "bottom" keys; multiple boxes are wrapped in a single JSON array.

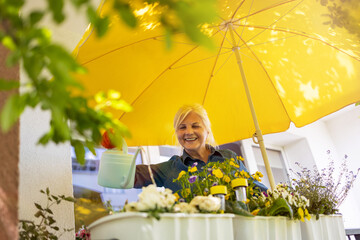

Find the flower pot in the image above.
[
  {"left": 233, "top": 216, "right": 297, "bottom": 240},
  {"left": 300, "top": 214, "right": 346, "bottom": 240},
  {"left": 286, "top": 219, "right": 302, "bottom": 240},
  {"left": 88, "top": 212, "right": 235, "bottom": 240}
]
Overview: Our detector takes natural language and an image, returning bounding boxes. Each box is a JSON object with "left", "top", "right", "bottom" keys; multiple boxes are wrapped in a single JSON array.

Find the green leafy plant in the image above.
[
  {"left": 0, "top": 0, "right": 217, "bottom": 164},
  {"left": 18, "top": 188, "right": 76, "bottom": 240},
  {"left": 289, "top": 152, "right": 360, "bottom": 219}
]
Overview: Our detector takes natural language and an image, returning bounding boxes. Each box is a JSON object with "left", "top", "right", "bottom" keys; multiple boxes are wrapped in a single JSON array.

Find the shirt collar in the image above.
[{"left": 181, "top": 145, "right": 222, "bottom": 165}]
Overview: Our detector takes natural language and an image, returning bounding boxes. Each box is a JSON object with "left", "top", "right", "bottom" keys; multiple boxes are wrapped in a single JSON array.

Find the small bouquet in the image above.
[
  {"left": 122, "top": 184, "right": 222, "bottom": 219},
  {"left": 249, "top": 183, "right": 310, "bottom": 221}
]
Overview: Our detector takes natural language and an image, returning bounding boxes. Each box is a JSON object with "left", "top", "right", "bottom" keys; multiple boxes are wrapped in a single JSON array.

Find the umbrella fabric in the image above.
[{"left": 73, "top": 0, "right": 360, "bottom": 147}]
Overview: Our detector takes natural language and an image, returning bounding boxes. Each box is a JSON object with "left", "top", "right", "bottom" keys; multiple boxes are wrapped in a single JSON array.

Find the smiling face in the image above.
[{"left": 176, "top": 111, "right": 209, "bottom": 155}]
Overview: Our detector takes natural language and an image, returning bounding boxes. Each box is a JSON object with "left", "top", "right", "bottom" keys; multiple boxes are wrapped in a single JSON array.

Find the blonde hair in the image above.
[{"left": 173, "top": 104, "right": 216, "bottom": 147}]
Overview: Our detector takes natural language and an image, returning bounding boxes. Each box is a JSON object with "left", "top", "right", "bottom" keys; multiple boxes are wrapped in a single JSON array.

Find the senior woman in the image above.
[{"left": 134, "top": 104, "right": 267, "bottom": 192}]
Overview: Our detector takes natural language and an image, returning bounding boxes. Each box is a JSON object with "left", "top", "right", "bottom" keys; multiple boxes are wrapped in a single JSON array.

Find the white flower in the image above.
[
  {"left": 287, "top": 194, "right": 294, "bottom": 205},
  {"left": 137, "top": 185, "right": 163, "bottom": 210},
  {"left": 281, "top": 191, "right": 289, "bottom": 199},
  {"left": 173, "top": 202, "right": 199, "bottom": 213},
  {"left": 189, "top": 195, "right": 221, "bottom": 212},
  {"left": 272, "top": 191, "right": 279, "bottom": 199},
  {"left": 160, "top": 188, "right": 177, "bottom": 208}
]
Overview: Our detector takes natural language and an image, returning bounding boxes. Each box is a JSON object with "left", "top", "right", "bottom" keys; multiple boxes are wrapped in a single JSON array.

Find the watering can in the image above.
[{"left": 98, "top": 138, "right": 141, "bottom": 189}]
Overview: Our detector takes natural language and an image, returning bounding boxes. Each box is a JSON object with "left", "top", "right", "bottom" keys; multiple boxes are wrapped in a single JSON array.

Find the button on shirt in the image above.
[{"left": 134, "top": 146, "right": 267, "bottom": 193}]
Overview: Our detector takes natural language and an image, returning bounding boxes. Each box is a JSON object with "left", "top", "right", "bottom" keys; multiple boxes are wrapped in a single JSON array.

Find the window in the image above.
[{"left": 252, "top": 146, "right": 289, "bottom": 187}]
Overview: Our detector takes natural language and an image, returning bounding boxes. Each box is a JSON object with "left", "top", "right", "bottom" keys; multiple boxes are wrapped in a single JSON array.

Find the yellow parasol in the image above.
[{"left": 73, "top": 0, "right": 360, "bottom": 189}]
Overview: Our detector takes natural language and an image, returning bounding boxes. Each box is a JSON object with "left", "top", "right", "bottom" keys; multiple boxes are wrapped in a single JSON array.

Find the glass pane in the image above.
[{"left": 252, "top": 146, "right": 289, "bottom": 186}]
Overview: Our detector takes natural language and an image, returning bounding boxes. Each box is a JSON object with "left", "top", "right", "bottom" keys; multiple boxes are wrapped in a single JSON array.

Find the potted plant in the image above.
[{"left": 289, "top": 152, "right": 360, "bottom": 240}]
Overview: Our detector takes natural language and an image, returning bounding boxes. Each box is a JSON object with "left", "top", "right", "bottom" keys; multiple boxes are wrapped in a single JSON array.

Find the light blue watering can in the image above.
[{"left": 97, "top": 139, "right": 141, "bottom": 189}]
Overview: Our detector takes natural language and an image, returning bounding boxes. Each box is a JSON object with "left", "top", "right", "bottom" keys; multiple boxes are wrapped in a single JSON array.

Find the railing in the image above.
[{"left": 346, "top": 228, "right": 360, "bottom": 240}]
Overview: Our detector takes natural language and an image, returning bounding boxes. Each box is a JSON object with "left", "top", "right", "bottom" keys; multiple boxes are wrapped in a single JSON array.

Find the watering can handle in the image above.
[
  {"left": 120, "top": 147, "right": 141, "bottom": 188},
  {"left": 121, "top": 137, "right": 128, "bottom": 154}
]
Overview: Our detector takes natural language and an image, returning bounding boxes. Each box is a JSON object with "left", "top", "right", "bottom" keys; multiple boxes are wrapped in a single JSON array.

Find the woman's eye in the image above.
[{"left": 179, "top": 126, "right": 186, "bottom": 130}]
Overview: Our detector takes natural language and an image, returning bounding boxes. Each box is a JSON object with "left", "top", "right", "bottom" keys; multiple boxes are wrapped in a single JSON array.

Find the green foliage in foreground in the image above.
[{"left": 0, "top": 0, "right": 217, "bottom": 163}]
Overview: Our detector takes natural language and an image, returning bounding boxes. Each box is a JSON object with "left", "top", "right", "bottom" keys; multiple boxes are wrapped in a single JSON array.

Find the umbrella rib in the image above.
[
  {"left": 235, "top": 24, "right": 360, "bottom": 61},
  {"left": 171, "top": 50, "right": 233, "bottom": 70},
  {"left": 232, "top": 0, "right": 298, "bottom": 24},
  {"left": 79, "top": 36, "right": 164, "bottom": 66},
  {"left": 244, "top": 35, "right": 298, "bottom": 48},
  {"left": 117, "top": 46, "right": 200, "bottom": 120},
  {"left": 231, "top": 0, "right": 246, "bottom": 20},
  {"left": 202, "top": 27, "right": 229, "bottom": 105},
  {"left": 238, "top": 0, "right": 255, "bottom": 41},
  {"left": 234, "top": 0, "right": 305, "bottom": 49},
  {"left": 233, "top": 29, "right": 292, "bottom": 121}
]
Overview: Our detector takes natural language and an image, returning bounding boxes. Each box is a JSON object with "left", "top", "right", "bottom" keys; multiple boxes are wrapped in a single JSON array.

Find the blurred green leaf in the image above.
[
  {"left": 0, "top": 94, "right": 25, "bottom": 132},
  {"left": 113, "top": 1, "right": 137, "bottom": 28},
  {"left": 29, "top": 11, "right": 44, "bottom": 26},
  {"left": 5, "top": 50, "right": 21, "bottom": 66},
  {"left": 86, "top": 6, "right": 109, "bottom": 37},
  {"left": 85, "top": 141, "right": 96, "bottom": 156},
  {"left": 70, "top": 0, "right": 88, "bottom": 8},
  {"left": 73, "top": 140, "right": 86, "bottom": 165},
  {"left": 1, "top": 36, "right": 16, "bottom": 50},
  {"left": 47, "top": 0, "right": 65, "bottom": 23},
  {"left": 0, "top": 79, "right": 20, "bottom": 90}
]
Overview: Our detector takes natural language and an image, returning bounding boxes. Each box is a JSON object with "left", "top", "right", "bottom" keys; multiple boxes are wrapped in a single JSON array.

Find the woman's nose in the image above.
[{"left": 184, "top": 127, "right": 194, "bottom": 134}]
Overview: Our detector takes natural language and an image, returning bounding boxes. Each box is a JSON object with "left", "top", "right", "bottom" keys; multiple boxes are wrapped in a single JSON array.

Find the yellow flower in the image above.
[
  {"left": 223, "top": 175, "right": 231, "bottom": 183},
  {"left": 253, "top": 174, "right": 260, "bottom": 181},
  {"left": 305, "top": 209, "right": 311, "bottom": 221},
  {"left": 237, "top": 156, "right": 245, "bottom": 161},
  {"left": 189, "top": 166, "right": 198, "bottom": 173},
  {"left": 265, "top": 201, "right": 270, "bottom": 207},
  {"left": 239, "top": 170, "right": 250, "bottom": 179},
  {"left": 251, "top": 209, "right": 260, "bottom": 216},
  {"left": 177, "top": 170, "right": 186, "bottom": 180},
  {"left": 245, "top": 199, "right": 250, "bottom": 204},
  {"left": 256, "top": 171, "right": 264, "bottom": 178},
  {"left": 225, "top": 194, "right": 231, "bottom": 200},
  {"left": 213, "top": 169, "right": 224, "bottom": 178},
  {"left": 229, "top": 161, "right": 240, "bottom": 168},
  {"left": 182, "top": 188, "right": 191, "bottom": 197},
  {"left": 173, "top": 193, "right": 180, "bottom": 201},
  {"left": 298, "top": 207, "right": 305, "bottom": 222}
]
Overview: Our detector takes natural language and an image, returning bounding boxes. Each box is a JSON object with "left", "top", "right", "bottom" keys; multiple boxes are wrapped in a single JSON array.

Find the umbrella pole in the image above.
[{"left": 228, "top": 24, "right": 276, "bottom": 190}]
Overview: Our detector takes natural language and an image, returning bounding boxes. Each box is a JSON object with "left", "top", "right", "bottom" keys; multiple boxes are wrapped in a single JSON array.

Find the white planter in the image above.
[
  {"left": 287, "top": 219, "right": 302, "bottom": 240},
  {"left": 300, "top": 214, "right": 346, "bottom": 240},
  {"left": 233, "top": 216, "right": 301, "bottom": 240},
  {"left": 88, "top": 212, "right": 235, "bottom": 240}
]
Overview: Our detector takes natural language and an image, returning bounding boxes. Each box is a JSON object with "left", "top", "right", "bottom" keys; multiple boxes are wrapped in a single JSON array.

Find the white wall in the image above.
[
  {"left": 18, "top": 1, "right": 92, "bottom": 238},
  {"left": 325, "top": 107, "right": 360, "bottom": 228},
  {"left": 19, "top": 108, "right": 74, "bottom": 239}
]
